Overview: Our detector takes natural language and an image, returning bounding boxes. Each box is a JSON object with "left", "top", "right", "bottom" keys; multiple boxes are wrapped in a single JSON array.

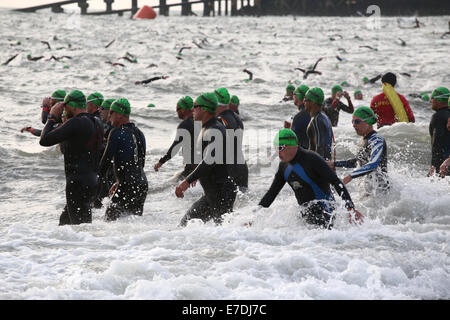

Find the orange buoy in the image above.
[{"left": 133, "top": 5, "right": 157, "bottom": 19}]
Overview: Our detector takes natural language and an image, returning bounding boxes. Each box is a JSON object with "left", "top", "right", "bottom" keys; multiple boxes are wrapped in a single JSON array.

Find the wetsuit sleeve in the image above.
[
  {"left": 334, "top": 158, "right": 358, "bottom": 168},
  {"left": 400, "top": 94, "right": 415, "bottom": 123},
  {"left": 314, "top": 156, "right": 354, "bottom": 209},
  {"left": 430, "top": 114, "right": 448, "bottom": 169},
  {"left": 159, "top": 122, "right": 185, "bottom": 164},
  {"left": 338, "top": 99, "right": 354, "bottom": 114},
  {"left": 39, "top": 118, "right": 77, "bottom": 147},
  {"left": 349, "top": 135, "right": 384, "bottom": 179},
  {"left": 313, "top": 117, "right": 330, "bottom": 159},
  {"left": 185, "top": 160, "right": 213, "bottom": 184},
  {"left": 98, "top": 128, "right": 119, "bottom": 179},
  {"left": 141, "top": 77, "right": 163, "bottom": 84},
  {"left": 259, "top": 164, "right": 286, "bottom": 208}
]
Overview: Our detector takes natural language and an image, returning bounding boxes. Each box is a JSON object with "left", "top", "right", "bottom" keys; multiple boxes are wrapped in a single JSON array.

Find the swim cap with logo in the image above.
[
  {"left": 353, "top": 106, "right": 377, "bottom": 125},
  {"left": 87, "top": 92, "right": 104, "bottom": 107},
  {"left": 431, "top": 87, "right": 450, "bottom": 103},
  {"left": 214, "top": 88, "right": 230, "bottom": 105},
  {"left": 177, "top": 96, "right": 194, "bottom": 110},
  {"left": 195, "top": 92, "right": 218, "bottom": 113},
  {"left": 305, "top": 87, "right": 324, "bottom": 105},
  {"left": 111, "top": 98, "right": 131, "bottom": 116},
  {"left": 294, "top": 84, "right": 310, "bottom": 100},
  {"left": 51, "top": 90, "right": 66, "bottom": 101},
  {"left": 101, "top": 98, "right": 115, "bottom": 110},
  {"left": 286, "top": 84, "right": 295, "bottom": 94},
  {"left": 274, "top": 129, "right": 298, "bottom": 147},
  {"left": 230, "top": 95, "right": 240, "bottom": 106},
  {"left": 332, "top": 85, "right": 343, "bottom": 94},
  {"left": 64, "top": 90, "right": 86, "bottom": 109}
]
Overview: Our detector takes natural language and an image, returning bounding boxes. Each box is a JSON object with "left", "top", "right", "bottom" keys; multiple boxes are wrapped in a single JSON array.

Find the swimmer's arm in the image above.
[
  {"left": 159, "top": 125, "right": 185, "bottom": 164},
  {"left": 259, "top": 166, "right": 286, "bottom": 208},
  {"left": 334, "top": 158, "right": 358, "bottom": 168},
  {"left": 349, "top": 137, "right": 383, "bottom": 179},
  {"left": 39, "top": 118, "right": 76, "bottom": 147},
  {"left": 98, "top": 128, "right": 118, "bottom": 178},
  {"left": 338, "top": 98, "right": 354, "bottom": 114},
  {"left": 431, "top": 120, "right": 448, "bottom": 169}
]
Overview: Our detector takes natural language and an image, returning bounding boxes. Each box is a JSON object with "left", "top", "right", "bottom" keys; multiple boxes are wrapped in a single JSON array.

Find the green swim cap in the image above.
[
  {"left": 305, "top": 87, "right": 324, "bottom": 105},
  {"left": 230, "top": 95, "right": 240, "bottom": 106},
  {"left": 111, "top": 98, "right": 131, "bottom": 116},
  {"left": 101, "top": 98, "right": 115, "bottom": 110},
  {"left": 195, "top": 92, "right": 218, "bottom": 113},
  {"left": 353, "top": 106, "right": 377, "bottom": 125},
  {"left": 64, "top": 90, "right": 86, "bottom": 109},
  {"left": 147, "top": 103, "right": 155, "bottom": 108},
  {"left": 341, "top": 81, "right": 349, "bottom": 86},
  {"left": 286, "top": 84, "right": 295, "bottom": 94},
  {"left": 87, "top": 92, "right": 104, "bottom": 107},
  {"left": 177, "top": 96, "right": 194, "bottom": 110},
  {"left": 354, "top": 89, "right": 362, "bottom": 96},
  {"left": 332, "top": 85, "right": 343, "bottom": 94},
  {"left": 431, "top": 87, "right": 450, "bottom": 103},
  {"left": 421, "top": 94, "right": 430, "bottom": 102},
  {"left": 274, "top": 129, "right": 298, "bottom": 147},
  {"left": 214, "top": 88, "right": 230, "bottom": 105},
  {"left": 363, "top": 76, "right": 369, "bottom": 83},
  {"left": 51, "top": 90, "right": 66, "bottom": 101},
  {"left": 294, "top": 84, "right": 310, "bottom": 100}
]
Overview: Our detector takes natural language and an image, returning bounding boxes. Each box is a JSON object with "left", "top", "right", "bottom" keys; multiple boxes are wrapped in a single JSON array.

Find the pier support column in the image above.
[
  {"left": 104, "top": 0, "right": 114, "bottom": 13},
  {"left": 160, "top": 0, "right": 169, "bottom": 16},
  {"left": 231, "top": 0, "right": 237, "bottom": 16},
  {"left": 78, "top": 0, "right": 89, "bottom": 15},
  {"left": 131, "top": 0, "right": 138, "bottom": 15},
  {"left": 181, "top": 0, "right": 191, "bottom": 16}
]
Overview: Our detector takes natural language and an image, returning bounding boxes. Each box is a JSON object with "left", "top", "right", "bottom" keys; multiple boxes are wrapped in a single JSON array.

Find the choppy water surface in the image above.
[{"left": 0, "top": 10, "right": 449, "bottom": 299}]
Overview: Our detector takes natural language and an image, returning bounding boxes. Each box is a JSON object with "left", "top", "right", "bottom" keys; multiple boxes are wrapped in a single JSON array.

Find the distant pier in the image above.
[{"left": 13, "top": 0, "right": 450, "bottom": 17}]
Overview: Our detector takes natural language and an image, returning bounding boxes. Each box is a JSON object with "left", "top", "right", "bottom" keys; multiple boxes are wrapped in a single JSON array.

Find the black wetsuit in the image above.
[
  {"left": 99, "top": 122, "right": 148, "bottom": 221},
  {"left": 307, "top": 111, "right": 334, "bottom": 161},
  {"left": 323, "top": 97, "right": 354, "bottom": 127},
  {"left": 218, "top": 109, "right": 249, "bottom": 191},
  {"left": 181, "top": 117, "right": 237, "bottom": 226},
  {"left": 429, "top": 107, "right": 450, "bottom": 174},
  {"left": 335, "top": 130, "right": 389, "bottom": 194},
  {"left": 291, "top": 103, "right": 311, "bottom": 149},
  {"left": 259, "top": 147, "right": 354, "bottom": 229},
  {"left": 93, "top": 121, "right": 115, "bottom": 208},
  {"left": 139, "top": 76, "right": 164, "bottom": 84},
  {"left": 40, "top": 113, "right": 104, "bottom": 225},
  {"left": 159, "top": 116, "right": 197, "bottom": 180}
]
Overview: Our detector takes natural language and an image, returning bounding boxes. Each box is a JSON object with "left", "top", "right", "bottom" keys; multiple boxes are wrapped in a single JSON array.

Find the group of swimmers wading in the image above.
[{"left": 21, "top": 71, "right": 449, "bottom": 229}]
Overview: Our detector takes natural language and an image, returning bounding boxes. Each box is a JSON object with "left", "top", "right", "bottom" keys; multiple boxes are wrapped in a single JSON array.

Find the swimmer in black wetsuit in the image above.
[
  {"left": 282, "top": 84, "right": 295, "bottom": 102},
  {"left": 175, "top": 92, "right": 237, "bottom": 227},
  {"left": 428, "top": 87, "right": 450, "bottom": 177},
  {"left": 93, "top": 98, "right": 116, "bottom": 208},
  {"left": 304, "top": 87, "right": 334, "bottom": 161},
  {"left": 86, "top": 92, "right": 104, "bottom": 119},
  {"left": 21, "top": 90, "right": 66, "bottom": 136},
  {"left": 323, "top": 85, "right": 354, "bottom": 127},
  {"left": 39, "top": 90, "right": 104, "bottom": 225},
  {"left": 284, "top": 84, "right": 310, "bottom": 149},
  {"left": 259, "top": 129, "right": 363, "bottom": 229},
  {"left": 328, "top": 107, "right": 389, "bottom": 195},
  {"left": 154, "top": 96, "right": 198, "bottom": 180},
  {"left": 229, "top": 95, "right": 240, "bottom": 115},
  {"left": 215, "top": 87, "right": 249, "bottom": 192},
  {"left": 98, "top": 98, "right": 148, "bottom": 221},
  {"left": 135, "top": 75, "right": 169, "bottom": 85}
]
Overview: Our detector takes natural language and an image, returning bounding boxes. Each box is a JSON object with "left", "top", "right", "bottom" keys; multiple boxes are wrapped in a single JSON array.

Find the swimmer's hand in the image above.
[
  {"left": 439, "top": 158, "right": 450, "bottom": 176},
  {"left": 109, "top": 182, "right": 119, "bottom": 196},
  {"left": 20, "top": 126, "right": 31, "bottom": 133},
  {"left": 427, "top": 166, "right": 435, "bottom": 177},
  {"left": 50, "top": 102, "right": 65, "bottom": 119},
  {"left": 162, "top": 75, "right": 169, "bottom": 80},
  {"left": 190, "top": 180, "right": 198, "bottom": 187},
  {"left": 342, "top": 175, "right": 352, "bottom": 185},
  {"left": 154, "top": 161, "right": 162, "bottom": 172},
  {"left": 175, "top": 180, "right": 190, "bottom": 198},
  {"left": 326, "top": 161, "right": 335, "bottom": 169},
  {"left": 348, "top": 208, "right": 364, "bottom": 225}
]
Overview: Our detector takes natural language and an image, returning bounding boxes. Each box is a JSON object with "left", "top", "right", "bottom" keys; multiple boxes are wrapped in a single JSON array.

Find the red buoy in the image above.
[{"left": 133, "top": 5, "right": 157, "bottom": 19}]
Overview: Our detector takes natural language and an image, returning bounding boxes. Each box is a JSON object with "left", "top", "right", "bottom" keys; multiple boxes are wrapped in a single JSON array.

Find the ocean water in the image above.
[{"left": 0, "top": 10, "right": 449, "bottom": 300}]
